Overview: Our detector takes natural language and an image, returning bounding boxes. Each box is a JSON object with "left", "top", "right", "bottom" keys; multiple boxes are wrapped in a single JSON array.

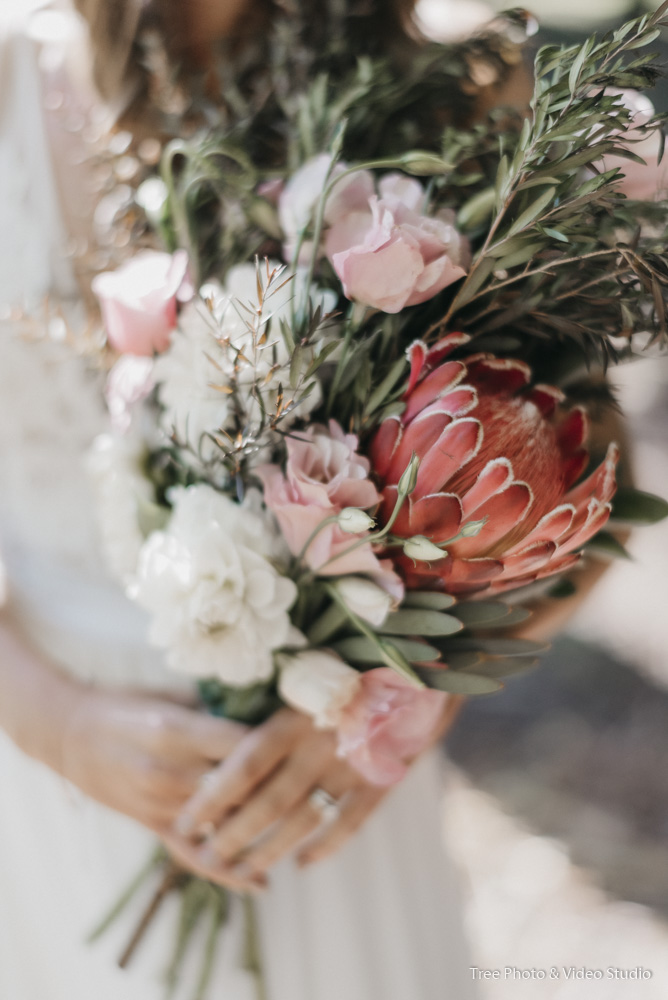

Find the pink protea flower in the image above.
[{"left": 370, "top": 333, "right": 618, "bottom": 597}]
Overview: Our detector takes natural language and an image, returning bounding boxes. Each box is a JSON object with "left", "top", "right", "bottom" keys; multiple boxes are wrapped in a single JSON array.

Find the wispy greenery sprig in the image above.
[{"left": 426, "top": 1, "right": 668, "bottom": 361}]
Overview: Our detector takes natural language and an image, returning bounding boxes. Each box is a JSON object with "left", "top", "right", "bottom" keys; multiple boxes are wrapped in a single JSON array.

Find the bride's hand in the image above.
[
  {"left": 170, "top": 708, "right": 390, "bottom": 884},
  {"left": 61, "top": 687, "right": 264, "bottom": 891}
]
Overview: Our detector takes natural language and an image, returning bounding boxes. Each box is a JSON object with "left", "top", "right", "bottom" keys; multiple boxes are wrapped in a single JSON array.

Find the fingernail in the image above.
[{"left": 174, "top": 814, "right": 196, "bottom": 837}]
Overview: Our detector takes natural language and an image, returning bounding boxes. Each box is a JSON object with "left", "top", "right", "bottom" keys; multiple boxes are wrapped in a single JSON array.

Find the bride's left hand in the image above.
[{"left": 169, "top": 707, "right": 389, "bottom": 883}]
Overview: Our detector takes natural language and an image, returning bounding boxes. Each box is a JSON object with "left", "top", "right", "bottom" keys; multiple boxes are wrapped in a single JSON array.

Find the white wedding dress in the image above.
[{"left": 0, "top": 7, "right": 478, "bottom": 999}]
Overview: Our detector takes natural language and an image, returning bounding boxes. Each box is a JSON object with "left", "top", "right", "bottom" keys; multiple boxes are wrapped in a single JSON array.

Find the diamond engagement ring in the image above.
[{"left": 308, "top": 787, "right": 341, "bottom": 823}]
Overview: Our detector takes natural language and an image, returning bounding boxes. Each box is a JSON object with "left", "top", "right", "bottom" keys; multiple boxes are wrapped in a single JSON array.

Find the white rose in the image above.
[
  {"left": 277, "top": 649, "right": 361, "bottom": 728},
  {"left": 333, "top": 576, "right": 393, "bottom": 627},
  {"left": 131, "top": 484, "right": 297, "bottom": 686}
]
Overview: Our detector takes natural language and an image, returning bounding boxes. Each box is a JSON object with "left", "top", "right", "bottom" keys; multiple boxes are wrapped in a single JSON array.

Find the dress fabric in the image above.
[{"left": 0, "top": 8, "right": 478, "bottom": 1000}]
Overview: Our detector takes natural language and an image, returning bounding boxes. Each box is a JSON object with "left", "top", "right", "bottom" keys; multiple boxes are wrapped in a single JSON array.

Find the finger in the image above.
[
  {"left": 230, "top": 764, "right": 359, "bottom": 875},
  {"left": 174, "top": 711, "right": 306, "bottom": 837},
  {"left": 154, "top": 707, "right": 249, "bottom": 761},
  {"left": 185, "top": 713, "right": 249, "bottom": 761},
  {"left": 203, "top": 737, "right": 333, "bottom": 865},
  {"left": 160, "top": 830, "right": 268, "bottom": 894},
  {"left": 296, "top": 786, "right": 388, "bottom": 867},
  {"left": 138, "top": 761, "right": 211, "bottom": 802}
]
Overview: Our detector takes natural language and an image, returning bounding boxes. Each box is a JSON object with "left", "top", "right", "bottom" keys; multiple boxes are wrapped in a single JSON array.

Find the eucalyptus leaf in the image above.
[
  {"left": 380, "top": 609, "right": 463, "bottom": 636},
  {"left": 461, "top": 657, "right": 540, "bottom": 680},
  {"left": 586, "top": 530, "right": 632, "bottom": 560},
  {"left": 448, "top": 638, "right": 549, "bottom": 656},
  {"left": 611, "top": 487, "right": 668, "bottom": 525},
  {"left": 334, "top": 636, "right": 440, "bottom": 664},
  {"left": 416, "top": 667, "right": 503, "bottom": 696},
  {"left": 402, "top": 591, "right": 457, "bottom": 610},
  {"left": 453, "top": 601, "right": 514, "bottom": 626}
]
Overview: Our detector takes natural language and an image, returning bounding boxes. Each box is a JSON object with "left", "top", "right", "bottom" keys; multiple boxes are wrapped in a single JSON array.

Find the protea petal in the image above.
[
  {"left": 486, "top": 551, "right": 582, "bottom": 596},
  {"left": 505, "top": 503, "right": 575, "bottom": 553},
  {"left": 448, "top": 481, "right": 534, "bottom": 558},
  {"left": 424, "top": 332, "right": 470, "bottom": 368},
  {"left": 562, "top": 449, "right": 589, "bottom": 491},
  {"left": 498, "top": 540, "right": 558, "bottom": 577},
  {"left": 386, "top": 410, "right": 452, "bottom": 484},
  {"left": 406, "top": 340, "right": 427, "bottom": 396},
  {"left": 560, "top": 499, "right": 612, "bottom": 553},
  {"left": 557, "top": 406, "right": 589, "bottom": 455},
  {"left": 465, "top": 357, "right": 531, "bottom": 395},
  {"left": 414, "top": 418, "right": 482, "bottom": 498},
  {"left": 403, "top": 361, "right": 467, "bottom": 423},
  {"left": 379, "top": 485, "right": 400, "bottom": 527},
  {"left": 419, "top": 385, "right": 478, "bottom": 420},
  {"left": 564, "top": 442, "right": 619, "bottom": 507},
  {"left": 370, "top": 417, "right": 402, "bottom": 479},
  {"left": 408, "top": 493, "right": 463, "bottom": 542},
  {"left": 439, "top": 555, "right": 505, "bottom": 593},
  {"left": 461, "top": 458, "right": 514, "bottom": 517},
  {"left": 527, "top": 384, "right": 565, "bottom": 418}
]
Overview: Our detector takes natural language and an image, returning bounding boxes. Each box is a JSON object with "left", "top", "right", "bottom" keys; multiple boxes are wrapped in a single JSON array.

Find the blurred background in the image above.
[{"left": 2, "top": 1, "right": 668, "bottom": 995}]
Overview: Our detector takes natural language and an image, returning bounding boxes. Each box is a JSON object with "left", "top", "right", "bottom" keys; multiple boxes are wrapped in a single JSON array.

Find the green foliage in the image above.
[
  {"left": 425, "top": 2, "right": 668, "bottom": 361},
  {"left": 611, "top": 486, "right": 668, "bottom": 524}
]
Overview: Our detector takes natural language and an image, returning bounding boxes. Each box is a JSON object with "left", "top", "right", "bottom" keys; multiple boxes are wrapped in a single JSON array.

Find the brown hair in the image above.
[{"left": 75, "top": 0, "right": 421, "bottom": 115}]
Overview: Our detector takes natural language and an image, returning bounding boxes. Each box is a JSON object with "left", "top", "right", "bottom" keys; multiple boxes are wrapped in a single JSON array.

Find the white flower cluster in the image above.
[
  {"left": 154, "top": 263, "right": 335, "bottom": 457},
  {"left": 131, "top": 484, "right": 298, "bottom": 686}
]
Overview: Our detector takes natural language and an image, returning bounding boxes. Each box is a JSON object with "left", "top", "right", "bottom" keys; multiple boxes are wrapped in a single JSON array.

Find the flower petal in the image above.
[
  {"left": 449, "top": 481, "right": 534, "bottom": 558},
  {"left": 466, "top": 357, "right": 532, "bottom": 395},
  {"left": 527, "top": 384, "right": 565, "bottom": 417},
  {"left": 557, "top": 406, "right": 589, "bottom": 455},
  {"left": 369, "top": 417, "right": 403, "bottom": 479},
  {"left": 414, "top": 418, "right": 482, "bottom": 498},
  {"left": 461, "top": 458, "right": 514, "bottom": 517},
  {"left": 505, "top": 503, "right": 575, "bottom": 552},
  {"left": 385, "top": 410, "right": 453, "bottom": 485},
  {"left": 403, "top": 361, "right": 467, "bottom": 423},
  {"left": 408, "top": 493, "right": 463, "bottom": 542}
]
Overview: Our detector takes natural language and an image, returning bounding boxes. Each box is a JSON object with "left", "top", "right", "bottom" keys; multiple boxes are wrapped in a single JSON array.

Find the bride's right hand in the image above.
[{"left": 61, "top": 687, "right": 263, "bottom": 891}]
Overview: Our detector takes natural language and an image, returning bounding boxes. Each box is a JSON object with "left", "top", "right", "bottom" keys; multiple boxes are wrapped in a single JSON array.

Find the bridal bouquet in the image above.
[{"left": 83, "top": 3, "right": 668, "bottom": 995}]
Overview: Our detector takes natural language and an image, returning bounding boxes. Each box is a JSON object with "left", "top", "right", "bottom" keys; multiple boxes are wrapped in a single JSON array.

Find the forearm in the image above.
[{"left": 0, "top": 612, "right": 84, "bottom": 775}]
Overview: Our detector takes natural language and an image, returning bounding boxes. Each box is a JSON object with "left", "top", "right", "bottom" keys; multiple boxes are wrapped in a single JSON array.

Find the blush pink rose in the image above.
[
  {"left": 256, "top": 420, "right": 403, "bottom": 597},
  {"left": 325, "top": 173, "right": 468, "bottom": 313},
  {"left": 336, "top": 668, "right": 448, "bottom": 785},
  {"left": 278, "top": 154, "right": 375, "bottom": 262},
  {"left": 92, "top": 250, "right": 191, "bottom": 356},
  {"left": 601, "top": 90, "right": 668, "bottom": 201}
]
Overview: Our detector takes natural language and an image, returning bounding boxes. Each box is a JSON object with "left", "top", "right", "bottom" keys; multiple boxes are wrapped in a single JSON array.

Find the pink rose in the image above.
[
  {"left": 336, "top": 668, "right": 448, "bottom": 785},
  {"left": 325, "top": 173, "right": 468, "bottom": 313},
  {"left": 278, "top": 154, "right": 374, "bottom": 262},
  {"left": 257, "top": 420, "right": 403, "bottom": 597},
  {"left": 602, "top": 90, "right": 668, "bottom": 201},
  {"left": 92, "top": 250, "right": 191, "bottom": 356}
]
